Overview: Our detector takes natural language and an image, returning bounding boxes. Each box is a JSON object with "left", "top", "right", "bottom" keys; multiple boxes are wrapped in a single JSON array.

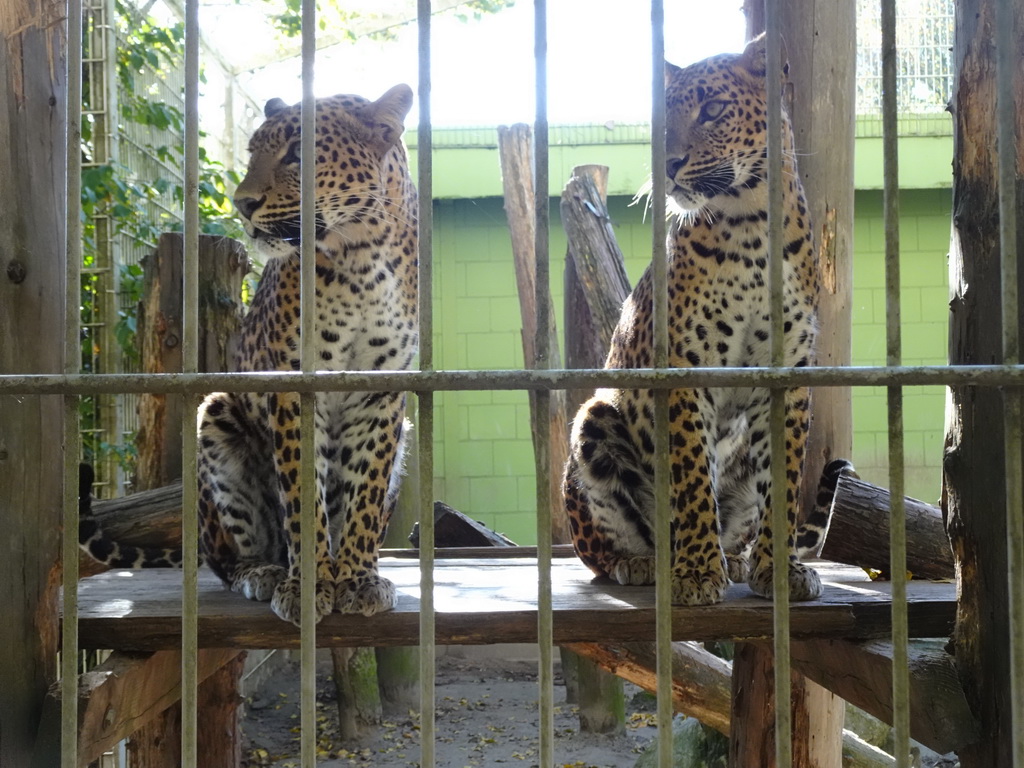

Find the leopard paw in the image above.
[
  {"left": 610, "top": 556, "right": 656, "bottom": 586},
  {"left": 335, "top": 574, "right": 397, "bottom": 616},
  {"left": 231, "top": 565, "right": 286, "bottom": 602},
  {"left": 670, "top": 563, "right": 729, "bottom": 606},
  {"left": 726, "top": 551, "right": 750, "bottom": 584},
  {"left": 270, "top": 576, "right": 335, "bottom": 626},
  {"left": 748, "top": 560, "right": 823, "bottom": 602}
]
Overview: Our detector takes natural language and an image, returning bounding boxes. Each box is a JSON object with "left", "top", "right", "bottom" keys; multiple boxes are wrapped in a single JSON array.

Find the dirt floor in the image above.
[{"left": 242, "top": 651, "right": 657, "bottom": 768}]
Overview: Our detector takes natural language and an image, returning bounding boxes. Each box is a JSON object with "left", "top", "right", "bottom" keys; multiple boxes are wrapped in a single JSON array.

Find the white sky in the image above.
[{"left": 210, "top": 1, "right": 746, "bottom": 127}]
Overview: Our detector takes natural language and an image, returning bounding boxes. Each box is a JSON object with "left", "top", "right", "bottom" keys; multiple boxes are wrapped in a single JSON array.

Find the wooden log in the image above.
[
  {"left": 730, "top": 642, "right": 845, "bottom": 768},
  {"left": 790, "top": 638, "right": 979, "bottom": 755},
  {"left": 820, "top": 476, "right": 954, "bottom": 580},
  {"left": 496, "top": 123, "right": 570, "bottom": 545},
  {"left": 564, "top": 642, "right": 732, "bottom": 736},
  {"left": 559, "top": 163, "right": 634, "bottom": 735},
  {"left": 75, "top": 649, "right": 242, "bottom": 766},
  {"left": 330, "top": 647, "right": 381, "bottom": 741},
  {"left": 135, "top": 233, "right": 247, "bottom": 490},
  {"left": 567, "top": 641, "right": 897, "bottom": 768},
  {"left": 0, "top": 0, "right": 66, "bottom": 761}
]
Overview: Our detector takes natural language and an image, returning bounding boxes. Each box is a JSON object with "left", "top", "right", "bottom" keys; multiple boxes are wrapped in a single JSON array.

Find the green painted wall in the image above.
[{"left": 424, "top": 186, "right": 951, "bottom": 544}]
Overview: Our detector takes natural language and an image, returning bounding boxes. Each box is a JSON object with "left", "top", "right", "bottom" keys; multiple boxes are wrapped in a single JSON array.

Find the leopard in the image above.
[
  {"left": 562, "top": 35, "right": 836, "bottom": 606},
  {"left": 79, "top": 84, "right": 418, "bottom": 626}
]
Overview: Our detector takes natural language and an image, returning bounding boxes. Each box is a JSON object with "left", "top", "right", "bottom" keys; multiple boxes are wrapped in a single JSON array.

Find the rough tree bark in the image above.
[
  {"left": 0, "top": 0, "right": 67, "bottom": 763},
  {"left": 943, "top": 1, "right": 1024, "bottom": 766},
  {"left": 735, "top": 2, "right": 856, "bottom": 766}
]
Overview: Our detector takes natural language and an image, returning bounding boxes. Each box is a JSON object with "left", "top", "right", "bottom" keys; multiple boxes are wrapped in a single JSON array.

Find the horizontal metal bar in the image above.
[{"left": 3, "top": 364, "right": 1024, "bottom": 395}]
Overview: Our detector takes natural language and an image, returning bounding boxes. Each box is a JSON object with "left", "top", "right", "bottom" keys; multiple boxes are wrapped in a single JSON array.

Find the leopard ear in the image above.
[
  {"left": 356, "top": 84, "right": 414, "bottom": 150},
  {"left": 264, "top": 98, "right": 290, "bottom": 118},
  {"left": 741, "top": 33, "right": 789, "bottom": 81},
  {"left": 665, "top": 60, "right": 684, "bottom": 87}
]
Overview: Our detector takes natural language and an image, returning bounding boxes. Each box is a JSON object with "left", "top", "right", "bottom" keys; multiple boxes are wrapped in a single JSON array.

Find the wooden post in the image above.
[
  {"left": 136, "top": 233, "right": 247, "bottom": 489},
  {"left": 0, "top": 0, "right": 67, "bottom": 762},
  {"left": 496, "top": 123, "right": 571, "bottom": 545},
  {"left": 943, "top": 0, "right": 1024, "bottom": 765},
  {"left": 130, "top": 232, "right": 247, "bottom": 767},
  {"left": 558, "top": 163, "right": 632, "bottom": 734},
  {"left": 735, "top": 2, "right": 857, "bottom": 765}
]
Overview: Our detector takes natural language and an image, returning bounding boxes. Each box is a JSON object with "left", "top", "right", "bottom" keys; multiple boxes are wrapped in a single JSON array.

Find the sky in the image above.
[{"left": 204, "top": 1, "right": 747, "bottom": 128}]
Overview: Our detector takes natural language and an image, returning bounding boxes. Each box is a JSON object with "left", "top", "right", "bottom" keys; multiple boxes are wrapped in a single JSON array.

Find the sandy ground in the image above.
[{"left": 242, "top": 652, "right": 657, "bottom": 768}]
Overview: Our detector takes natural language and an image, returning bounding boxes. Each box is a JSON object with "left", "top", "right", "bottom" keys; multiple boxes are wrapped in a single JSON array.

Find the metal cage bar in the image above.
[
  {"left": 880, "top": 1, "right": 911, "bottom": 766},
  {"left": 647, "top": 3, "right": 673, "bottom": 767},
  {"left": 416, "top": 2, "right": 437, "bottom": 766},
  {"left": 180, "top": 0, "right": 201, "bottom": 763},
  {"left": 298, "top": 0, "right": 318, "bottom": 763},
  {"left": 61, "top": 0, "right": 85, "bottom": 763},
  {"left": 764, "top": 6, "right": 793, "bottom": 766}
]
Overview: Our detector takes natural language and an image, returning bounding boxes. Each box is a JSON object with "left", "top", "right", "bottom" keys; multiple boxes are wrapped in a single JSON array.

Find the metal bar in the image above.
[
  {"left": 648, "top": 2, "right": 672, "bottom": 766},
  {"left": 995, "top": 0, "right": 1024, "bottom": 760},
  {"left": 417, "top": 2, "right": 436, "bottom": 766},
  {"left": 299, "top": 0, "right": 317, "bottom": 763},
  {"left": 180, "top": 0, "right": 201, "bottom": 762},
  {"left": 532, "top": 2, "right": 554, "bottom": 765},
  {"left": 61, "top": 0, "right": 84, "bottom": 763},
  {"left": 764, "top": 6, "right": 792, "bottom": 767},
  {"left": 9, "top": 364, "right": 1024, "bottom": 396},
  {"left": 880, "top": 1, "right": 910, "bottom": 766}
]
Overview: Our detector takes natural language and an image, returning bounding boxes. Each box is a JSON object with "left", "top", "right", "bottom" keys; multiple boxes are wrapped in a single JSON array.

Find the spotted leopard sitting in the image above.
[
  {"left": 79, "top": 85, "right": 418, "bottom": 625},
  {"left": 562, "top": 36, "right": 838, "bottom": 606}
]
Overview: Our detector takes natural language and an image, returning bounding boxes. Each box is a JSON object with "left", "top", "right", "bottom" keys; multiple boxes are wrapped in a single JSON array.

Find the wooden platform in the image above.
[{"left": 68, "top": 557, "right": 956, "bottom": 651}]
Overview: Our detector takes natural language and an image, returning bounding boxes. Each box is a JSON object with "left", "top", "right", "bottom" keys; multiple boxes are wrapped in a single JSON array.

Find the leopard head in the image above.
[
  {"left": 664, "top": 34, "right": 790, "bottom": 214},
  {"left": 233, "top": 84, "right": 414, "bottom": 247}
]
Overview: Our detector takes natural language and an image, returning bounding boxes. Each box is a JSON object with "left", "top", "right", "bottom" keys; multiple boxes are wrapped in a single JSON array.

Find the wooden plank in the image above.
[
  {"left": 69, "top": 558, "right": 956, "bottom": 651},
  {"left": 790, "top": 638, "right": 979, "bottom": 755},
  {"left": 76, "top": 648, "right": 241, "bottom": 766}
]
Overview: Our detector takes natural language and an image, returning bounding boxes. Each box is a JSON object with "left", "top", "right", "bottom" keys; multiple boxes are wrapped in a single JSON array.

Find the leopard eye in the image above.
[
  {"left": 698, "top": 100, "right": 728, "bottom": 123},
  {"left": 281, "top": 141, "right": 301, "bottom": 165}
]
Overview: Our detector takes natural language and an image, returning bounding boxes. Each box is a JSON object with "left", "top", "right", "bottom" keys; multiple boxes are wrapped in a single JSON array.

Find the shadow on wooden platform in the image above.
[{"left": 66, "top": 555, "right": 956, "bottom": 651}]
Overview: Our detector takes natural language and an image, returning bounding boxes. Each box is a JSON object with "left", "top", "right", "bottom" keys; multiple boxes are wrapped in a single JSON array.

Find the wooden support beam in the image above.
[
  {"left": 790, "top": 639, "right": 979, "bottom": 755},
  {"left": 821, "top": 476, "right": 954, "bottom": 580},
  {"left": 75, "top": 648, "right": 242, "bottom": 766},
  {"left": 563, "top": 641, "right": 731, "bottom": 735}
]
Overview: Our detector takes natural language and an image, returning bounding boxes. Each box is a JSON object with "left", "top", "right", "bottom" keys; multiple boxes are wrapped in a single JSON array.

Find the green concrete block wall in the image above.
[{"left": 426, "top": 189, "right": 950, "bottom": 544}]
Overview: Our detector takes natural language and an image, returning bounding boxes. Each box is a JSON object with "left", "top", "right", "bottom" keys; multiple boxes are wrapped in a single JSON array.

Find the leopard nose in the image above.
[
  {"left": 666, "top": 154, "right": 690, "bottom": 181},
  {"left": 234, "top": 194, "right": 265, "bottom": 221}
]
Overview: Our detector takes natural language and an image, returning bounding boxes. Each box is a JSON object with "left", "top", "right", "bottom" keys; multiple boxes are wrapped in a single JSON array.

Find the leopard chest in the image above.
[
  {"left": 240, "top": 251, "right": 417, "bottom": 380},
  {"left": 665, "top": 212, "right": 817, "bottom": 371}
]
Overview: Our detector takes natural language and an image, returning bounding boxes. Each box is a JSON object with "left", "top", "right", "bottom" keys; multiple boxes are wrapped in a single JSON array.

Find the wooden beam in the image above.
[
  {"left": 790, "top": 639, "right": 979, "bottom": 755},
  {"left": 70, "top": 559, "right": 956, "bottom": 651},
  {"left": 820, "top": 476, "right": 954, "bottom": 580},
  {"left": 564, "top": 641, "right": 731, "bottom": 735},
  {"left": 75, "top": 648, "right": 242, "bottom": 766}
]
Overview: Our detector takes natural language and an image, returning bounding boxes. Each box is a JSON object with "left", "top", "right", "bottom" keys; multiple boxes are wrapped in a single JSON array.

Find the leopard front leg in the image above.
[
  {"left": 330, "top": 393, "right": 404, "bottom": 617},
  {"left": 268, "top": 392, "right": 336, "bottom": 626},
  {"left": 746, "top": 386, "right": 823, "bottom": 601},
  {"left": 665, "top": 389, "right": 729, "bottom": 605}
]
